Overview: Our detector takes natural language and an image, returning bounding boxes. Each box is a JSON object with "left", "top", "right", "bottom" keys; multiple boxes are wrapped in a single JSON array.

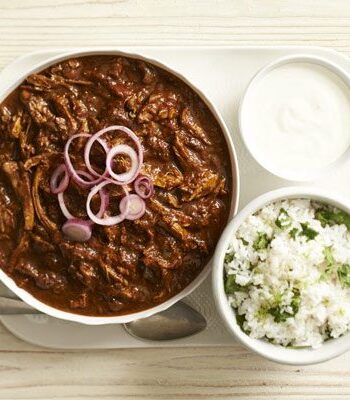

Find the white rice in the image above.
[{"left": 224, "top": 199, "right": 350, "bottom": 348}]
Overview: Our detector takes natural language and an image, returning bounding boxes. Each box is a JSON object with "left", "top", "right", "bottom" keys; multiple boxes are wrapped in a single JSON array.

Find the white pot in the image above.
[{"left": 0, "top": 48, "right": 240, "bottom": 325}]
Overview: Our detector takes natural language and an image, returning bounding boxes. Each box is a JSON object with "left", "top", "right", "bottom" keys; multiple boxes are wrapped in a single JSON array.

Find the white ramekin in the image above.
[
  {"left": 0, "top": 48, "right": 240, "bottom": 325},
  {"left": 213, "top": 186, "right": 350, "bottom": 365},
  {"left": 239, "top": 54, "right": 350, "bottom": 182}
]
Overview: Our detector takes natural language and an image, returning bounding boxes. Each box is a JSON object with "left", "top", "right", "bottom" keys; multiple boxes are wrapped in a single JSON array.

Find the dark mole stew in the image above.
[{"left": 0, "top": 55, "right": 232, "bottom": 316}]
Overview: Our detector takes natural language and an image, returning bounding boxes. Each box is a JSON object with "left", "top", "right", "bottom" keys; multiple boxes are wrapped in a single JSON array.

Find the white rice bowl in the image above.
[{"left": 224, "top": 198, "right": 350, "bottom": 349}]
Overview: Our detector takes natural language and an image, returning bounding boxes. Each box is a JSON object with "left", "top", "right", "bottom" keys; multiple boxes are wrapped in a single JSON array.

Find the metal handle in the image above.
[{"left": 0, "top": 296, "right": 41, "bottom": 315}]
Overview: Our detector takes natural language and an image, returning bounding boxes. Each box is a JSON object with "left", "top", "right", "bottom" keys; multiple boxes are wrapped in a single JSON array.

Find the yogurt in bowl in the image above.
[{"left": 239, "top": 55, "right": 350, "bottom": 181}]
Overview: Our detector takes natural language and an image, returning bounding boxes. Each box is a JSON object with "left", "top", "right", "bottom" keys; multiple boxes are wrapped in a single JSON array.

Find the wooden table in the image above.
[{"left": 1, "top": 1, "right": 350, "bottom": 398}]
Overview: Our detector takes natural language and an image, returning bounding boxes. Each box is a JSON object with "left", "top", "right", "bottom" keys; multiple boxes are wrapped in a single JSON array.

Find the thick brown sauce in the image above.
[{"left": 0, "top": 55, "right": 233, "bottom": 316}]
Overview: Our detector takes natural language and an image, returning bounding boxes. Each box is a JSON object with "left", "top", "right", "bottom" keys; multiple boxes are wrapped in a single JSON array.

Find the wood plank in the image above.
[
  {"left": 1, "top": 0, "right": 350, "bottom": 68},
  {"left": 0, "top": 342, "right": 350, "bottom": 399}
]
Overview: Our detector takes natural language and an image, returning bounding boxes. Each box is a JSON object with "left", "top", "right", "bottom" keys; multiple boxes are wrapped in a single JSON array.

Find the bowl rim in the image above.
[
  {"left": 212, "top": 186, "right": 350, "bottom": 365},
  {"left": 238, "top": 53, "right": 350, "bottom": 182},
  {"left": 0, "top": 47, "right": 240, "bottom": 325}
]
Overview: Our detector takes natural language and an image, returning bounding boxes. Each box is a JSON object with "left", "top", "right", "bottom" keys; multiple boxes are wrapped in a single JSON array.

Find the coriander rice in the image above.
[{"left": 224, "top": 199, "right": 350, "bottom": 349}]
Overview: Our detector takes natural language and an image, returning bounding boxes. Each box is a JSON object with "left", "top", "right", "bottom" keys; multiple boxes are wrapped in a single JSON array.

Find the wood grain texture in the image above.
[
  {"left": 2, "top": 0, "right": 350, "bottom": 68},
  {"left": 1, "top": 319, "right": 350, "bottom": 400},
  {"left": 1, "top": 0, "right": 350, "bottom": 398}
]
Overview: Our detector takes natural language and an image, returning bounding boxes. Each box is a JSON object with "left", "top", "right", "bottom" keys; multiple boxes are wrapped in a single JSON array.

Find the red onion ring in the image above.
[
  {"left": 119, "top": 194, "right": 145, "bottom": 220},
  {"left": 134, "top": 175, "right": 154, "bottom": 199},
  {"left": 50, "top": 164, "right": 69, "bottom": 194},
  {"left": 83, "top": 131, "right": 110, "bottom": 179},
  {"left": 62, "top": 219, "right": 92, "bottom": 242},
  {"left": 58, "top": 170, "right": 109, "bottom": 220},
  {"left": 106, "top": 144, "right": 139, "bottom": 184},
  {"left": 84, "top": 125, "right": 143, "bottom": 185},
  {"left": 58, "top": 191, "right": 76, "bottom": 220},
  {"left": 57, "top": 125, "right": 149, "bottom": 230},
  {"left": 86, "top": 180, "right": 130, "bottom": 226},
  {"left": 64, "top": 133, "right": 108, "bottom": 187}
]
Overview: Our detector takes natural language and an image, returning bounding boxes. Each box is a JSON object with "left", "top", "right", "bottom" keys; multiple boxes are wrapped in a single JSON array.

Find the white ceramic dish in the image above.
[
  {"left": 213, "top": 186, "right": 350, "bottom": 365},
  {"left": 0, "top": 48, "right": 239, "bottom": 325},
  {"left": 239, "top": 54, "right": 350, "bottom": 182}
]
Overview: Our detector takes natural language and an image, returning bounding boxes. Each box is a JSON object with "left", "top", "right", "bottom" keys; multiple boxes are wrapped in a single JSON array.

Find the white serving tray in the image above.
[{"left": 1, "top": 46, "right": 350, "bottom": 349}]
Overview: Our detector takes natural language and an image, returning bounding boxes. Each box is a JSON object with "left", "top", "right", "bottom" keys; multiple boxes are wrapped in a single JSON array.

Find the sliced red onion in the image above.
[
  {"left": 50, "top": 164, "right": 69, "bottom": 194},
  {"left": 74, "top": 170, "right": 99, "bottom": 188},
  {"left": 84, "top": 131, "right": 110, "bottom": 179},
  {"left": 134, "top": 175, "right": 154, "bottom": 199},
  {"left": 106, "top": 144, "right": 139, "bottom": 184},
  {"left": 86, "top": 180, "right": 129, "bottom": 226},
  {"left": 98, "top": 188, "right": 109, "bottom": 217},
  {"left": 62, "top": 219, "right": 92, "bottom": 242},
  {"left": 84, "top": 125, "right": 143, "bottom": 185},
  {"left": 64, "top": 133, "right": 107, "bottom": 187},
  {"left": 58, "top": 170, "right": 109, "bottom": 220},
  {"left": 58, "top": 191, "right": 75, "bottom": 220},
  {"left": 119, "top": 194, "right": 145, "bottom": 220}
]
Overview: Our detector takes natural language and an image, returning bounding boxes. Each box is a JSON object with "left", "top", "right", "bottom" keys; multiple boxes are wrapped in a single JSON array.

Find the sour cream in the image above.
[{"left": 240, "top": 60, "right": 350, "bottom": 180}]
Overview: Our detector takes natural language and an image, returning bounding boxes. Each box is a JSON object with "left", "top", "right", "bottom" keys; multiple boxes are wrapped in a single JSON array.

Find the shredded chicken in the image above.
[
  {"left": 2, "top": 161, "right": 35, "bottom": 231},
  {"left": 142, "top": 162, "right": 183, "bottom": 189},
  {"left": 179, "top": 170, "right": 226, "bottom": 202},
  {"left": 181, "top": 107, "right": 211, "bottom": 145},
  {"left": 0, "top": 54, "right": 231, "bottom": 316}
]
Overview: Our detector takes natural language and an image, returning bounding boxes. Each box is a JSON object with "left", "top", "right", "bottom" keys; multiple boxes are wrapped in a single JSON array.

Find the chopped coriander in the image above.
[
  {"left": 323, "top": 324, "right": 332, "bottom": 340},
  {"left": 300, "top": 222, "right": 319, "bottom": 241},
  {"left": 224, "top": 252, "right": 234, "bottom": 264},
  {"left": 249, "top": 262, "right": 257, "bottom": 270},
  {"left": 224, "top": 274, "right": 238, "bottom": 294},
  {"left": 290, "top": 288, "right": 301, "bottom": 314},
  {"left": 224, "top": 274, "right": 240, "bottom": 294},
  {"left": 320, "top": 247, "right": 336, "bottom": 281},
  {"left": 337, "top": 264, "right": 350, "bottom": 288},
  {"left": 289, "top": 228, "right": 299, "bottom": 239},
  {"left": 273, "top": 291, "right": 283, "bottom": 305},
  {"left": 315, "top": 208, "right": 350, "bottom": 231},
  {"left": 268, "top": 306, "right": 290, "bottom": 323},
  {"left": 236, "top": 313, "right": 246, "bottom": 329},
  {"left": 315, "top": 209, "right": 333, "bottom": 227},
  {"left": 268, "top": 288, "right": 300, "bottom": 323},
  {"left": 275, "top": 208, "right": 292, "bottom": 229},
  {"left": 256, "top": 304, "right": 269, "bottom": 320},
  {"left": 324, "top": 246, "right": 335, "bottom": 268},
  {"left": 253, "top": 232, "right": 270, "bottom": 251},
  {"left": 240, "top": 238, "right": 249, "bottom": 246}
]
